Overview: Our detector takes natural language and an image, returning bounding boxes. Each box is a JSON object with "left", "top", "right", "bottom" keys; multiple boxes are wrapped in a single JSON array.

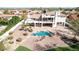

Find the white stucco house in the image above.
[{"left": 25, "top": 11, "right": 67, "bottom": 27}]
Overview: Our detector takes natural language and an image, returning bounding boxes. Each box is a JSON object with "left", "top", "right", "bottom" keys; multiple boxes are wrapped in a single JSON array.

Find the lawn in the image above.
[
  {"left": 46, "top": 45, "right": 79, "bottom": 51},
  {"left": 46, "top": 47, "right": 74, "bottom": 51},
  {"left": 15, "top": 46, "right": 31, "bottom": 51},
  {"left": 15, "top": 45, "right": 79, "bottom": 51}
]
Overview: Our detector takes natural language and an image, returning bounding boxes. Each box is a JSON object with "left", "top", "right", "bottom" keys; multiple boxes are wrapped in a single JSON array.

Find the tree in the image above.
[
  {"left": 21, "top": 10, "right": 28, "bottom": 20},
  {"left": 0, "top": 17, "right": 8, "bottom": 25},
  {"left": 8, "top": 16, "right": 20, "bottom": 26},
  {"left": 21, "top": 10, "right": 28, "bottom": 24},
  {"left": 75, "top": 7, "right": 79, "bottom": 11},
  {"left": 59, "top": 7, "right": 64, "bottom": 11},
  {"left": 3, "top": 9, "right": 10, "bottom": 14},
  {"left": 0, "top": 16, "right": 21, "bottom": 35},
  {"left": 69, "top": 19, "right": 79, "bottom": 40},
  {"left": 42, "top": 9, "right": 46, "bottom": 14}
]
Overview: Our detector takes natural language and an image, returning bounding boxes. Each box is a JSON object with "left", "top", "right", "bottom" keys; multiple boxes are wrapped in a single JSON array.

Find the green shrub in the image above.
[
  {"left": 0, "top": 20, "right": 8, "bottom": 25},
  {"left": 8, "top": 16, "right": 21, "bottom": 26},
  {"left": 0, "top": 42, "right": 5, "bottom": 51},
  {"left": 0, "top": 16, "right": 21, "bottom": 35}
]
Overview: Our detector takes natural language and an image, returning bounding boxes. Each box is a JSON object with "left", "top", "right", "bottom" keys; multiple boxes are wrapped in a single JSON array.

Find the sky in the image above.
[{"left": 0, "top": 0, "right": 79, "bottom": 8}]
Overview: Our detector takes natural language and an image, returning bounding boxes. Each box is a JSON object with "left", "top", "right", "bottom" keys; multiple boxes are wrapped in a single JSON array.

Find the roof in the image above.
[
  {"left": 29, "top": 14, "right": 41, "bottom": 19},
  {"left": 46, "top": 12, "right": 55, "bottom": 16},
  {"left": 0, "top": 14, "right": 17, "bottom": 17},
  {"left": 67, "top": 13, "right": 79, "bottom": 20},
  {"left": 28, "top": 11, "right": 67, "bottom": 19}
]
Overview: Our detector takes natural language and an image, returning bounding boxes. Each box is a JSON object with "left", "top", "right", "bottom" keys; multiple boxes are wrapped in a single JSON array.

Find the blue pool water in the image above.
[{"left": 32, "top": 31, "right": 54, "bottom": 36}]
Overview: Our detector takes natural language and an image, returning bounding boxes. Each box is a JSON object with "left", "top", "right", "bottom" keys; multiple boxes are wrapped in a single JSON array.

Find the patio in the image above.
[{"left": 3, "top": 25, "right": 73, "bottom": 51}]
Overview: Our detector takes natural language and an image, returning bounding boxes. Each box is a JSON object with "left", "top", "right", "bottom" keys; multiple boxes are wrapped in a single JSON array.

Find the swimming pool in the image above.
[{"left": 32, "top": 31, "right": 54, "bottom": 36}]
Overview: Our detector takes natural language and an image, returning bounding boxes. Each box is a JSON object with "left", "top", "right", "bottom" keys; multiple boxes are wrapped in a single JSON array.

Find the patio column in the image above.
[
  {"left": 41, "top": 22, "right": 43, "bottom": 27},
  {"left": 52, "top": 23, "right": 53, "bottom": 27},
  {"left": 41, "top": 17, "right": 43, "bottom": 27},
  {"left": 34, "top": 23, "right": 36, "bottom": 27},
  {"left": 53, "top": 22, "right": 57, "bottom": 27},
  {"left": 52, "top": 18, "right": 53, "bottom": 27}
]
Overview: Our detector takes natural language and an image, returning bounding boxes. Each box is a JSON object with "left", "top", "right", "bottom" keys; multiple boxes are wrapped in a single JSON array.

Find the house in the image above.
[
  {"left": 0, "top": 14, "right": 18, "bottom": 20},
  {"left": 25, "top": 11, "right": 67, "bottom": 27}
]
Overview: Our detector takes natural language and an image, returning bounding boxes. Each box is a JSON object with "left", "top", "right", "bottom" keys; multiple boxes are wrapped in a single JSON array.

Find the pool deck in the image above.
[{"left": 4, "top": 26, "right": 72, "bottom": 51}]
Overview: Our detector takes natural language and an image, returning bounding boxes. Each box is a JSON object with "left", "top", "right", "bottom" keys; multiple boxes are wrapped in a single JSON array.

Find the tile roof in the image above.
[
  {"left": 67, "top": 14, "right": 79, "bottom": 20},
  {"left": 0, "top": 14, "right": 17, "bottom": 17}
]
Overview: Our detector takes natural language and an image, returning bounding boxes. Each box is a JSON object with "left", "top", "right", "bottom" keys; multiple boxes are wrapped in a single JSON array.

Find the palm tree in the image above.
[
  {"left": 21, "top": 9, "right": 28, "bottom": 24},
  {"left": 20, "top": 9, "right": 29, "bottom": 31},
  {"left": 42, "top": 9, "right": 46, "bottom": 14},
  {"left": 40, "top": 9, "right": 46, "bottom": 20}
]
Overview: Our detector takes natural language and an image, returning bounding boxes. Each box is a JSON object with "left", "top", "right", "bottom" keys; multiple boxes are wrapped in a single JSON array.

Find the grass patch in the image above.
[
  {"left": 0, "top": 16, "right": 21, "bottom": 35},
  {"left": 46, "top": 47, "right": 74, "bottom": 51},
  {"left": 46, "top": 45, "right": 79, "bottom": 51},
  {"left": 15, "top": 46, "right": 31, "bottom": 51}
]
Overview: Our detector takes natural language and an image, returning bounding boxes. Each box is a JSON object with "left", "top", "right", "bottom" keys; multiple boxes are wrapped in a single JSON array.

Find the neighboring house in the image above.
[
  {"left": 10, "top": 10, "right": 20, "bottom": 15},
  {"left": 0, "top": 14, "right": 18, "bottom": 20},
  {"left": 67, "top": 13, "right": 79, "bottom": 20}
]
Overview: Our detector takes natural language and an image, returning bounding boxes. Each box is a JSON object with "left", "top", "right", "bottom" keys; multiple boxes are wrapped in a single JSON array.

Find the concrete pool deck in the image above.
[{"left": 4, "top": 26, "right": 73, "bottom": 51}]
